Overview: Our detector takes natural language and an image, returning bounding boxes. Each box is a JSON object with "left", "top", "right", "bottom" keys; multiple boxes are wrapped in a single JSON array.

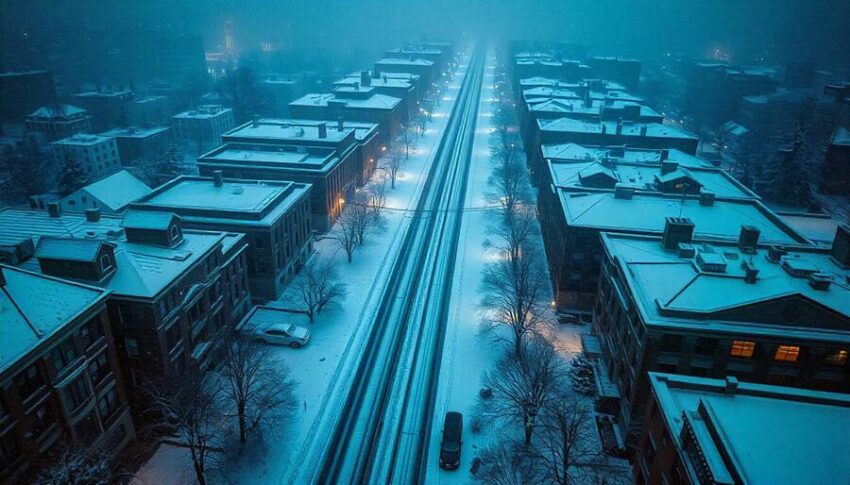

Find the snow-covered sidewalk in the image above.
[{"left": 134, "top": 52, "right": 471, "bottom": 485}]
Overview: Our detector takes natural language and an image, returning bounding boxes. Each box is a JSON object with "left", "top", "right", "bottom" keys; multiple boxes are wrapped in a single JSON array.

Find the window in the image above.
[
  {"left": 73, "top": 412, "right": 100, "bottom": 445},
  {"left": 64, "top": 376, "right": 91, "bottom": 411},
  {"left": 124, "top": 337, "right": 140, "bottom": 358},
  {"left": 89, "top": 352, "right": 111, "bottom": 384},
  {"left": 774, "top": 345, "right": 800, "bottom": 362},
  {"left": 79, "top": 319, "right": 104, "bottom": 348},
  {"left": 51, "top": 339, "right": 79, "bottom": 373},
  {"left": 169, "top": 224, "right": 182, "bottom": 244},
  {"left": 166, "top": 324, "right": 182, "bottom": 351},
  {"left": 825, "top": 350, "right": 848, "bottom": 366},
  {"left": 14, "top": 364, "right": 44, "bottom": 399},
  {"left": 0, "top": 434, "right": 21, "bottom": 469},
  {"left": 30, "top": 403, "right": 54, "bottom": 436},
  {"left": 659, "top": 334, "right": 683, "bottom": 353},
  {"left": 693, "top": 337, "right": 717, "bottom": 356},
  {"left": 99, "top": 253, "right": 113, "bottom": 272},
  {"left": 97, "top": 387, "right": 120, "bottom": 420},
  {"left": 730, "top": 340, "right": 755, "bottom": 358}
]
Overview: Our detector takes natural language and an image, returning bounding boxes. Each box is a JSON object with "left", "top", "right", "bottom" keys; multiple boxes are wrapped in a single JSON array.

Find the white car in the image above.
[{"left": 255, "top": 322, "right": 311, "bottom": 348}]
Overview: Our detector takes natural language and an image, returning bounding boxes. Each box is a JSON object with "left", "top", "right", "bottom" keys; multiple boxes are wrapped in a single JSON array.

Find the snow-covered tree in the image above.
[
  {"left": 475, "top": 439, "right": 539, "bottom": 485},
  {"left": 0, "top": 136, "right": 52, "bottom": 202},
  {"left": 57, "top": 152, "right": 89, "bottom": 196},
  {"left": 381, "top": 144, "right": 405, "bottom": 189},
  {"left": 567, "top": 355, "right": 596, "bottom": 396},
  {"left": 35, "top": 446, "right": 112, "bottom": 485},
  {"left": 296, "top": 257, "right": 347, "bottom": 322},
  {"left": 220, "top": 332, "right": 297, "bottom": 444}
]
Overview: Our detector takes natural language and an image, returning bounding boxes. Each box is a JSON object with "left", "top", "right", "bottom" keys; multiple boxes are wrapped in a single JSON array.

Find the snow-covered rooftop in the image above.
[
  {"left": 63, "top": 170, "right": 152, "bottom": 212},
  {"left": 100, "top": 126, "right": 170, "bottom": 138},
  {"left": 134, "top": 176, "right": 311, "bottom": 226},
  {"left": 833, "top": 126, "right": 850, "bottom": 146},
  {"left": 519, "top": 76, "right": 627, "bottom": 92},
  {"left": 375, "top": 58, "right": 435, "bottom": 67},
  {"left": 528, "top": 98, "right": 662, "bottom": 119},
  {"left": 334, "top": 75, "right": 413, "bottom": 90},
  {"left": 0, "top": 208, "right": 123, "bottom": 248},
  {"left": 557, "top": 189, "right": 807, "bottom": 245},
  {"left": 200, "top": 144, "right": 337, "bottom": 173},
  {"left": 28, "top": 104, "right": 88, "bottom": 120},
  {"left": 649, "top": 372, "right": 850, "bottom": 485},
  {"left": 173, "top": 105, "right": 232, "bottom": 119},
  {"left": 52, "top": 133, "right": 114, "bottom": 146},
  {"left": 290, "top": 92, "right": 401, "bottom": 110},
  {"left": 224, "top": 118, "right": 378, "bottom": 144},
  {"left": 539, "top": 118, "right": 697, "bottom": 140},
  {"left": 0, "top": 264, "right": 109, "bottom": 374},
  {"left": 601, "top": 233, "right": 849, "bottom": 340},
  {"left": 542, "top": 143, "right": 712, "bottom": 168},
  {"left": 523, "top": 86, "right": 644, "bottom": 103}
]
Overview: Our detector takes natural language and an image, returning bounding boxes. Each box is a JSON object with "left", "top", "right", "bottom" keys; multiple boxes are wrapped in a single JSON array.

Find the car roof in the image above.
[{"left": 265, "top": 322, "right": 292, "bottom": 331}]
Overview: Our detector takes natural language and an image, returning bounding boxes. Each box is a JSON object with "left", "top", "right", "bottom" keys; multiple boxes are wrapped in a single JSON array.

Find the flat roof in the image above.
[
  {"left": 558, "top": 189, "right": 807, "bottom": 245},
  {"left": 601, "top": 233, "right": 849, "bottom": 340},
  {"left": 334, "top": 75, "right": 413, "bottom": 90},
  {"left": 528, "top": 98, "right": 661, "bottom": 119},
  {"left": 1, "top": 265, "right": 109, "bottom": 375},
  {"left": 173, "top": 105, "right": 232, "bottom": 119},
  {"left": 52, "top": 133, "right": 114, "bottom": 146},
  {"left": 542, "top": 143, "right": 712, "bottom": 168},
  {"left": 135, "top": 176, "right": 310, "bottom": 226},
  {"left": 539, "top": 118, "right": 697, "bottom": 140},
  {"left": 290, "top": 93, "right": 401, "bottom": 110},
  {"left": 199, "top": 143, "right": 340, "bottom": 174},
  {"left": 100, "top": 126, "right": 170, "bottom": 138},
  {"left": 375, "top": 58, "right": 435, "bottom": 67},
  {"left": 224, "top": 118, "right": 378, "bottom": 144},
  {"left": 649, "top": 372, "right": 850, "bottom": 485},
  {"left": 549, "top": 160, "right": 755, "bottom": 199}
]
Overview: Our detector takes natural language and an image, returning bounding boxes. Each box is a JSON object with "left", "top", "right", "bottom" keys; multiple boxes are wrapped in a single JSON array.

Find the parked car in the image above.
[
  {"left": 254, "top": 322, "right": 311, "bottom": 348},
  {"left": 558, "top": 312, "right": 580, "bottom": 325},
  {"left": 439, "top": 411, "right": 463, "bottom": 470}
]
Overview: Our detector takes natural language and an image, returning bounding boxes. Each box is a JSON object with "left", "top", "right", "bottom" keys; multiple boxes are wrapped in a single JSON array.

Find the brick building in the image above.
[
  {"left": 25, "top": 104, "right": 93, "bottom": 142},
  {"left": 171, "top": 105, "right": 235, "bottom": 153},
  {"left": 533, "top": 118, "right": 700, "bottom": 156},
  {"left": 289, "top": 90, "right": 403, "bottom": 145},
  {"left": 100, "top": 126, "right": 172, "bottom": 165},
  {"left": 131, "top": 174, "right": 313, "bottom": 301},
  {"left": 51, "top": 134, "right": 122, "bottom": 182},
  {"left": 0, "top": 265, "right": 134, "bottom": 482}
]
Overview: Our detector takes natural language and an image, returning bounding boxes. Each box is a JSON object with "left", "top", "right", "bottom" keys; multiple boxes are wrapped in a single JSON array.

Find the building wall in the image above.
[
  {"left": 52, "top": 138, "right": 122, "bottom": 181},
  {"left": 25, "top": 116, "right": 92, "bottom": 142},
  {"left": 0, "top": 305, "right": 135, "bottom": 482}
]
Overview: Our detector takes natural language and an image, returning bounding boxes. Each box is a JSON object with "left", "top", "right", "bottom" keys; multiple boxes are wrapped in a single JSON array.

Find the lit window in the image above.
[
  {"left": 825, "top": 350, "right": 848, "bottom": 366},
  {"left": 774, "top": 345, "right": 800, "bottom": 362},
  {"left": 730, "top": 340, "right": 755, "bottom": 358}
]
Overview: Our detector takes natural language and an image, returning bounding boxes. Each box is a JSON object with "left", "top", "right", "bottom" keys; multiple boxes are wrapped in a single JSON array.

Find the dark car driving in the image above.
[{"left": 439, "top": 411, "right": 463, "bottom": 470}]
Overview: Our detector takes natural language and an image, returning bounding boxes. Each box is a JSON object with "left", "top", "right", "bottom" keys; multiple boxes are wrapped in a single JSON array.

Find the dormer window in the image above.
[
  {"left": 99, "top": 253, "right": 113, "bottom": 273},
  {"left": 170, "top": 224, "right": 183, "bottom": 245}
]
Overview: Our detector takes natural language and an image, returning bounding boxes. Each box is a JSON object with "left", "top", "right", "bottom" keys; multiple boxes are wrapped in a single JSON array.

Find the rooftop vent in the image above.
[
  {"left": 660, "top": 160, "right": 679, "bottom": 175},
  {"left": 213, "top": 170, "right": 223, "bottom": 187},
  {"left": 318, "top": 122, "right": 328, "bottom": 139},
  {"left": 47, "top": 202, "right": 61, "bottom": 218},
  {"left": 85, "top": 208, "right": 101, "bottom": 222},
  {"left": 781, "top": 255, "right": 819, "bottom": 278},
  {"left": 639, "top": 125, "right": 648, "bottom": 137},
  {"left": 699, "top": 190, "right": 716, "bottom": 206},
  {"left": 232, "top": 186, "right": 244, "bottom": 195},
  {"left": 738, "top": 225, "right": 760, "bottom": 253},
  {"left": 767, "top": 245, "right": 788, "bottom": 263},
  {"left": 614, "top": 183, "right": 635, "bottom": 199},
  {"left": 678, "top": 242, "right": 696, "bottom": 258},
  {"left": 741, "top": 260, "right": 759, "bottom": 283},
  {"left": 809, "top": 272, "right": 833, "bottom": 291},
  {"left": 662, "top": 217, "right": 695, "bottom": 250},
  {"left": 723, "top": 376, "right": 739, "bottom": 394},
  {"left": 337, "top": 116, "right": 345, "bottom": 131},
  {"left": 660, "top": 149, "right": 670, "bottom": 161},
  {"left": 696, "top": 247, "right": 727, "bottom": 273}
]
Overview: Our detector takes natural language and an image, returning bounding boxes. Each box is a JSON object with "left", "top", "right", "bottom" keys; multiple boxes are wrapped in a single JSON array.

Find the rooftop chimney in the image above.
[
  {"left": 361, "top": 70, "right": 371, "bottom": 87},
  {"left": 723, "top": 376, "right": 739, "bottom": 394},
  {"left": 639, "top": 125, "right": 648, "bottom": 137},
  {"left": 738, "top": 225, "right": 761, "bottom": 253},
  {"left": 699, "top": 191, "right": 716, "bottom": 206},
  {"left": 660, "top": 160, "right": 679, "bottom": 175},
  {"left": 0, "top": 267, "right": 5, "bottom": 287},
  {"left": 614, "top": 183, "right": 635, "bottom": 200},
  {"left": 660, "top": 149, "right": 670, "bottom": 161},
  {"left": 252, "top": 116, "right": 259, "bottom": 128},
  {"left": 85, "top": 208, "right": 101, "bottom": 222},
  {"left": 213, "top": 170, "right": 223, "bottom": 187},
  {"left": 767, "top": 245, "right": 788, "bottom": 263},
  {"left": 615, "top": 120, "right": 623, "bottom": 135},
  {"left": 600, "top": 124, "right": 608, "bottom": 135},
  {"left": 318, "top": 122, "right": 328, "bottom": 139},
  {"left": 809, "top": 272, "right": 833, "bottom": 291},
  {"left": 374, "top": 66, "right": 381, "bottom": 78},
  {"left": 831, "top": 224, "right": 850, "bottom": 268},
  {"left": 741, "top": 260, "right": 759, "bottom": 283},
  {"left": 47, "top": 202, "right": 61, "bottom": 218},
  {"left": 662, "top": 217, "right": 695, "bottom": 250},
  {"left": 337, "top": 116, "right": 344, "bottom": 132}
]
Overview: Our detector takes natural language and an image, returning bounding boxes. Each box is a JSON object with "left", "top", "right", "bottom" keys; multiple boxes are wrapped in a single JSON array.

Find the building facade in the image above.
[
  {"left": 25, "top": 105, "right": 93, "bottom": 142},
  {"left": 51, "top": 134, "right": 122, "bottom": 182},
  {"left": 171, "top": 105, "right": 235, "bottom": 153}
]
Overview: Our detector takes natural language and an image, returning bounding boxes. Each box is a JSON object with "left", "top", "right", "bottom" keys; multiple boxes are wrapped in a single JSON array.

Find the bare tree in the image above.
[
  {"left": 528, "top": 396, "right": 610, "bottom": 485},
  {"left": 144, "top": 369, "right": 223, "bottom": 485},
  {"left": 296, "top": 257, "right": 347, "bottom": 321},
  {"left": 481, "top": 245, "right": 550, "bottom": 357},
  {"left": 476, "top": 439, "right": 539, "bottom": 485},
  {"left": 330, "top": 207, "right": 360, "bottom": 263},
  {"left": 220, "top": 332, "right": 297, "bottom": 444},
  {"left": 0, "top": 137, "right": 52, "bottom": 202},
  {"left": 381, "top": 144, "right": 405, "bottom": 189},
  {"left": 57, "top": 152, "right": 89, "bottom": 197},
  {"left": 489, "top": 203, "right": 539, "bottom": 264},
  {"left": 35, "top": 445, "right": 112, "bottom": 485},
  {"left": 367, "top": 176, "right": 388, "bottom": 219},
  {"left": 482, "top": 339, "right": 565, "bottom": 445}
]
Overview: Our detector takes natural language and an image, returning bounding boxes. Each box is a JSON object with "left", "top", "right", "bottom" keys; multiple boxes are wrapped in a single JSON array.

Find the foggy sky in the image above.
[{"left": 3, "top": 0, "right": 850, "bottom": 67}]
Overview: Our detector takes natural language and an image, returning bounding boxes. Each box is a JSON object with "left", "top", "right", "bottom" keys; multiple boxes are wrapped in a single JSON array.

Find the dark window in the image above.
[
  {"left": 51, "top": 339, "right": 79, "bottom": 373},
  {"left": 693, "top": 337, "right": 717, "bottom": 356},
  {"left": 14, "top": 364, "right": 45, "bottom": 398},
  {"left": 166, "top": 324, "right": 182, "bottom": 351},
  {"left": 125, "top": 337, "right": 140, "bottom": 358},
  {"left": 74, "top": 412, "right": 100, "bottom": 445},
  {"left": 97, "top": 387, "right": 120, "bottom": 421},
  {"left": 89, "top": 352, "right": 111, "bottom": 385},
  {"left": 0, "top": 434, "right": 21, "bottom": 469},
  {"left": 30, "top": 402, "right": 54, "bottom": 437},
  {"left": 64, "top": 376, "right": 91, "bottom": 411},
  {"left": 79, "top": 318, "right": 104, "bottom": 348},
  {"left": 659, "top": 334, "right": 683, "bottom": 353},
  {"left": 824, "top": 350, "right": 848, "bottom": 366}
]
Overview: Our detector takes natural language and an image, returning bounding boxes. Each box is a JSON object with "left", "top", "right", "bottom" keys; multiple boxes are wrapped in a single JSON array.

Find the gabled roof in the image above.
[
  {"left": 65, "top": 170, "right": 151, "bottom": 212},
  {"left": 35, "top": 236, "right": 114, "bottom": 263},
  {"left": 122, "top": 210, "right": 179, "bottom": 231},
  {"left": 28, "top": 104, "right": 87, "bottom": 119}
]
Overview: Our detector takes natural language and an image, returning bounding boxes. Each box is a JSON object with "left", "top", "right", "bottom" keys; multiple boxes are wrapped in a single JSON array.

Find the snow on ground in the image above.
[
  {"left": 134, "top": 53, "right": 471, "bottom": 485},
  {"left": 423, "top": 52, "right": 601, "bottom": 484}
]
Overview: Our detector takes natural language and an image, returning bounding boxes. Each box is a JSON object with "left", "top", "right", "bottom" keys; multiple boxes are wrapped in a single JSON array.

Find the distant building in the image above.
[
  {"left": 100, "top": 126, "right": 172, "bottom": 164},
  {"left": 0, "top": 71, "right": 56, "bottom": 122},
  {"left": 25, "top": 104, "right": 93, "bottom": 141},
  {"left": 587, "top": 57, "right": 642, "bottom": 90},
  {"left": 260, "top": 75, "right": 302, "bottom": 117},
  {"left": 0, "top": 207, "right": 252, "bottom": 394},
  {"left": 58, "top": 170, "right": 152, "bottom": 215},
  {"left": 0, "top": 264, "right": 135, "bottom": 482},
  {"left": 222, "top": 117, "right": 380, "bottom": 185},
  {"left": 131, "top": 174, "right": 313, "bottom": 301},
  {"left": 587, "top": 228, "right": 850, "bottom": 451},
  {"left": 819, "top": 127, "right": 850, "bottom": 194},
  {"left": 289, "top": 91, "right": 403, "bottom": 145},
  {"left": 71, "top": 90, "right": 135, "bottom": 130},
  {"left": 125, "top": 95, "right": 172, "bottom": 126},
  {"left": 171, "top": 105, "right": 235, "bottom": 153},
  {"left": 635, "top": 373, "right": 850, "bottom": 485},
  {"left": 512, "top": 54, "right": 589, "bottom": 90},
  {"left": 333, "top": 71, "right": 417, "bottom": 119},
  {"left": 537, "top": 167, "right": 810, "bottom": 309},
  {"left": 374, "top": 57, "right": 437, "bottom": 87},
  {"left": 385, "top": 47, "right": 445, "bottom": 66},
  {"left": 684, "top": 63, "right": 778, "bottom": 130},
  {"left": 51, "top": 134, "right": 122, "bottom": 182},
  {"left": 533, "top": 118, "right": 700, "bottom": 157}
]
